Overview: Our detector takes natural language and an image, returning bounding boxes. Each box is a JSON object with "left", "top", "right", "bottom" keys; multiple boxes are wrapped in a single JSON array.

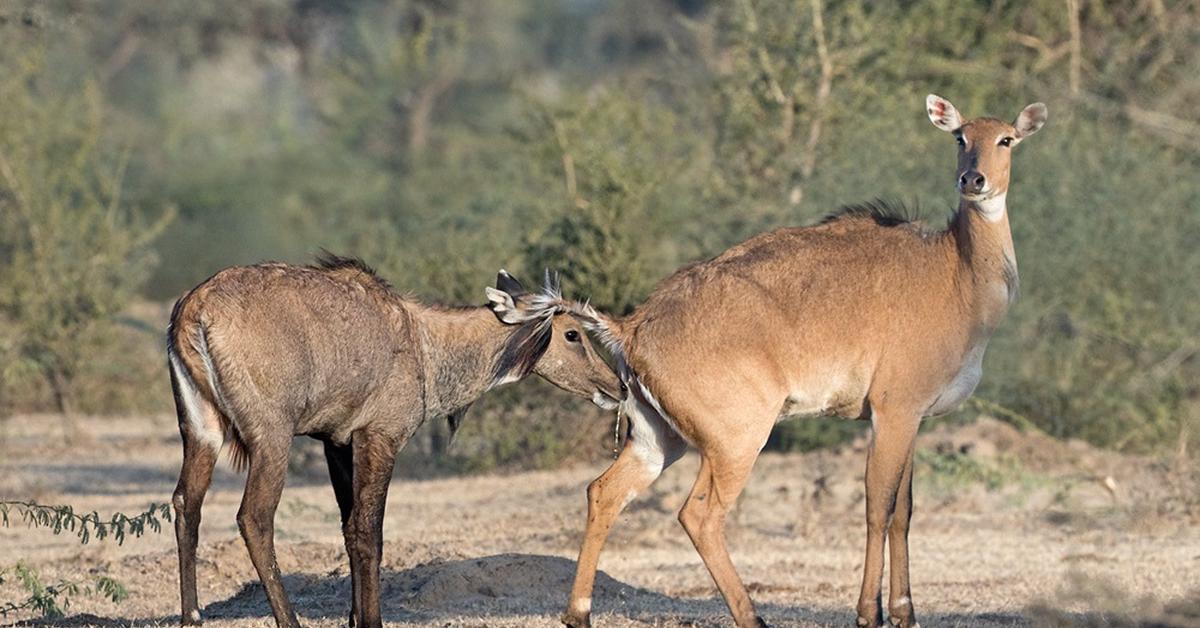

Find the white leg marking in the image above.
[
  {"left": 169, "top": 349, "right": 223, "bottom": 452},
  {"left": 189, "top": 610, "right": 202, "bottom": 623}
]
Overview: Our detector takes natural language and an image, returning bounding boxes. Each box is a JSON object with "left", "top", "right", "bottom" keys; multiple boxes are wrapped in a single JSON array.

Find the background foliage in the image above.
[{"left": 0, "top": 0, "right": 1196, "bottom": 467}]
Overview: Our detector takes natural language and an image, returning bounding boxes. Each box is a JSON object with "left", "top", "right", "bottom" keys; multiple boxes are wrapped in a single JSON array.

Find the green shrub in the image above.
[{"left": 0, "top": 44, "right": 170, "bottom": 421}]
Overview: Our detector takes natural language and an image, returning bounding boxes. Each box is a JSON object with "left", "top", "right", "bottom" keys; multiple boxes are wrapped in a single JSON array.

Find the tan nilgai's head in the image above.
[
  {"left": 926, "top": 94, "right": 1047, "bottom": 212},
  {"left": 485, "top": 270, "right": 624, "bottom": 410}
]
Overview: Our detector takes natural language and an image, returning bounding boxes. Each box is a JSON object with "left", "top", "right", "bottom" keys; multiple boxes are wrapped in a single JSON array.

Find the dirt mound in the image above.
[
  {"left": 914, "top": 416, "right": 1199, "bottom": 521},
  {"left": 918, "top": 416, "right": 1081, "bottom": 471},
  {"left": 394, "top": 553, "right": 672, "bottom": 616}
]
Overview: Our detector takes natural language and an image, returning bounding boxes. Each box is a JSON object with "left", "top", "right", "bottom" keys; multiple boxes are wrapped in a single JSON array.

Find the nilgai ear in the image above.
[
  {"left": 926, "top": 94, "right": 963, "bottom": 132},
  {"left": 486, "top": 286, "right": 526, "bottom": 324},
  {"left": 1014, "top": 102, "right": 1048, "bottom": 138},
  {"left": 495, "top": 269, "right": 526, "bottom": 297}
]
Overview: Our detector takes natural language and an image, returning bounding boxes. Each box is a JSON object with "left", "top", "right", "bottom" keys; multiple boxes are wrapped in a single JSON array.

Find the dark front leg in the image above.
[
  {"left": 237, "top": 439, "right": 301, "bottom": 628},
  {"left": 323, "top": 440, "right": 357, "bottom": 626},
  {"left": 348, "top": 431, "right": 398, "bottom": 628}
]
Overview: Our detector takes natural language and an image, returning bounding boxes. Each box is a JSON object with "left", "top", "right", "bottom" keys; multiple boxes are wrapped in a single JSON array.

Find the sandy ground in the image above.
[{"left": 1, "top": 414, "right": 1198, "bottom": 627}]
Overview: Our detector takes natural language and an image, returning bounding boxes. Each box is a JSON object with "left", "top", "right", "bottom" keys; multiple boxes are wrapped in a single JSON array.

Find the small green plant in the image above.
[
  {"left": 0, "top": 501, "right": 168, "bottom": 619},
  {"left": 918, "top": 449, "right": 1009, "bottom": 491},
  {"left": 0, "top": 562, "right": 127, "bottom": 619},
  {"left": 916, "top": 449, "right": 1045, "bottom": 498}
]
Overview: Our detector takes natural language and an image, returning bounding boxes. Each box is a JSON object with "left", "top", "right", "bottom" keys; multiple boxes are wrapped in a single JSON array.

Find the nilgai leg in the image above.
[
  {"left": 169, "top": 358, "right": 221, "bottom": 627},
  {"left": 236, "top": 435, "right": 300, "bottom": 628},
  {"left": 323, "top": 440, "right": 357, "bottom": 625},
  {"left": 563, "top": 399, "right": 685, "bottom": 627},
  {"left": 856, "top": 411, "right": 920, "bottom": 628},
  {"left": 172, "top": 427, "right": 218, "bottom": 626},
  {"left": 678, "top": 445, "right": 769, "bottom": 628},
  {"left": 346, "top": 431, "right": 398, "bottom": 628},
  {"left": 886, "top": 445, "right": 918, "bottom": 628}
]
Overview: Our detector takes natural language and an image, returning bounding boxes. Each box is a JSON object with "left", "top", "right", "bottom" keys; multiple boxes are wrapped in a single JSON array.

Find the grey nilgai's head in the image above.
[{"left": 485, "top": 270, "right": 624, "bottom": 410}]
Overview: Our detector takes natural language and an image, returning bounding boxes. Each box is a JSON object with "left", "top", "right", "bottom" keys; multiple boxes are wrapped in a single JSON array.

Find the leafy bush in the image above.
[
  {"left": 0, "top": 500, "right": 169, "bottom": 619},
  {"left": 0, "top": 43, "right": 170, "bottom": 421},
  {"left": 1, "top": 0, "right": 1197, "bottom": 460}
]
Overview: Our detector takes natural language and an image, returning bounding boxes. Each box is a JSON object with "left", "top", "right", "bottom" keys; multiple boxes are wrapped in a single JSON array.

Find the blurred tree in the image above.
[
  {"left": 0, "top": 44, "right": 170, "bottom": 427},
  {"left": 0, "top": 0, "right": 1197, "bottom": 459},
  {"left": 521, "top": 90, "right": 693, "bottom": 314},
  {"left": 311, "top": 0, "right": 468, "bottom": 168}
]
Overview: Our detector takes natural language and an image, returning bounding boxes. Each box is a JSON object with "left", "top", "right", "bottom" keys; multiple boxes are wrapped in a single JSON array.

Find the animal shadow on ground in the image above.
[
  {"left": 203, "top": 553, "right": 753, "bottom": 625},
  {"left": 37, "top": 553, "right": 1165, "bottom": 627}
]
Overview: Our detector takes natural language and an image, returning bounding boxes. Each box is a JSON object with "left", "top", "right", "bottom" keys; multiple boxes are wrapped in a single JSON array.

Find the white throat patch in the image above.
[{"left": 976, "top": 192, "right": 1007, "bottom": 222}]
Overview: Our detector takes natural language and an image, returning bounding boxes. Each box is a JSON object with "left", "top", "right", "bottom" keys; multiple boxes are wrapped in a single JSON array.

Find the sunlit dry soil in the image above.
[{"left": 2, "top": 414, "right": 1197, "bottom": 627}]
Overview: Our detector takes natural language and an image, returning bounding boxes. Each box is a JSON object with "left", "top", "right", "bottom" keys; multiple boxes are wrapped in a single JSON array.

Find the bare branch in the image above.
[
  {"left": 548, "top": 115, "right": 588, "bottom": 210},
  {"left": 736, "top": 0, "right": 788, "bottom": 106},
  {"left": 800, "top": 0, "right": 833, "bottom": 181},
  {"left": 408, "top": 71, "right": 457, "bottom": 155},
  {"left": 97, "top": 30, "right": 141, "bottom": 83},
  {"left": 1076, "top": 91, "right": 1200, "bottom": 152},
  {"left": 1008, "top": 30, "right": 1054, "bottom": 55},
  {"left": 1008, "top": 30, "right": 1071, "bottom": 73},
  {"left": 1066, "top": 0, "right": 1082, "bottom": 96}
]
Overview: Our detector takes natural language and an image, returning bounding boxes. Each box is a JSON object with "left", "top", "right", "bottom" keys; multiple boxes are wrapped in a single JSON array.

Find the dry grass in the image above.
[{"left": 1, "top": 414, "right": 1197, "bottom": 627}]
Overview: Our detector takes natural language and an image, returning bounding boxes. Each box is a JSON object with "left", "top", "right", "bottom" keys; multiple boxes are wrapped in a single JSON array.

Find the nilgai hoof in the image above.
[
  {"left": 754, "top": 615, "right": 771, "bottom": 627},
  {"left": 561, "top": 611, "right": 591, "bottom": 628}
]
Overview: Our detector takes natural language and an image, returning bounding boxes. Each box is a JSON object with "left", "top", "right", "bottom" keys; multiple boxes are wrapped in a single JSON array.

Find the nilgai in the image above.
[
  {"left": 167, "top": 256, "right": 622, "bottom": 628},
  {"left": 561, "top": 95, "right": 1046, "bottom": 628}
]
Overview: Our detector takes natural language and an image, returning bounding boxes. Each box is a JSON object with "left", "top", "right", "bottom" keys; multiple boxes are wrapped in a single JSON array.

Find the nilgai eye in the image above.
[
  {"left": 565, "top": 330, "right": 581, "bottom": 342},
  {"left": 999, "top": 137, "right": 1014, "bottom": 147}
]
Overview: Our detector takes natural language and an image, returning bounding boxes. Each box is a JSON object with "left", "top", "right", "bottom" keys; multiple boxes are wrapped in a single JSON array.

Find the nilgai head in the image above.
[
  {"left": 485, "top": 270, "right": 624, "bottom": 410},
  {"left": 927, "top": 94, "right": 1047, "bottom": 208}
]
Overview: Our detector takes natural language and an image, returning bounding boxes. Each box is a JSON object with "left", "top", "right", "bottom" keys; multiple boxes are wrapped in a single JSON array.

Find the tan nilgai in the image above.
[
  {"left": 167, "top": 258, "right": 622, "bottom": 628},
  {"left": 562, "top": 95, "right": 1047, "bottom": 628}
]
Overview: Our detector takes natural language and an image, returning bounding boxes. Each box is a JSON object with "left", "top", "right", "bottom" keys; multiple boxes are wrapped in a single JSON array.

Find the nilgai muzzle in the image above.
[
  {"left": 560, "top": 95, "right": 1047, "bottom": 628},
  {"left": 167, "top": 256, "right": 621, "bottom": 628}
]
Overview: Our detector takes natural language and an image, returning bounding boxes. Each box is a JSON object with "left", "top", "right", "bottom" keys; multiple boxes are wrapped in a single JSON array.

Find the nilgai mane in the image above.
[
  {"left": 167, "top": 257, "right": 622, "bottom": 628},
  {"left": 561, "top": 95, "right": 1047, "bottom": 628}
]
